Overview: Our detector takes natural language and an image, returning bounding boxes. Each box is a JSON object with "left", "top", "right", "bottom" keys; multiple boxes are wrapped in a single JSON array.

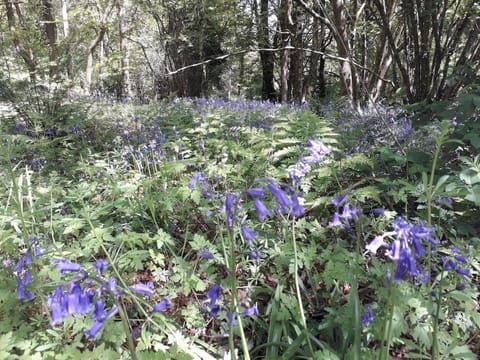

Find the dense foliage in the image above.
[
  {"left": 0, "top": 97, "right": 479, "bottom": 359},
  {"left": 1, "top": 0, "right": 478, "bottom": 104}
]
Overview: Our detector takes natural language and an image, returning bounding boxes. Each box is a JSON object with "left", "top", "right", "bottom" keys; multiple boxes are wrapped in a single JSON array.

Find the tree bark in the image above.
[
  {"left": 61, "top": 0, "right": 73, "bottom": 79},
  {"left": 289, "top": 3, "right": 303, "bottom": 103},
  {"left": 3, "top": 0, "right": 37, "bottom": 81},
  {"left": 86, "top": 27, "right": 107, "bottom": 93},
  {"left": 257, "top": 0, "right": 276, "bottom": 101},
  {"left": 41, "top": 0, "right": 58, "bottom": 79},
  {"left": 331, "top": 0, "right": 357, "bottom": 102},
  {"left": 279, "top": 0, "right": 292, "bottom": 102}
]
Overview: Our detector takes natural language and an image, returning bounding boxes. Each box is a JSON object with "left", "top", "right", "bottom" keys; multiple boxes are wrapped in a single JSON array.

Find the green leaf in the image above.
[
  {"left": 448, "top": 345, "right": 477, "bottom": 359},
  {"left": 0, "top": 332, "right": 13, "bottom": 352},
  {"left": 465, "top": 185, "right": 480, "bottom": 206}
]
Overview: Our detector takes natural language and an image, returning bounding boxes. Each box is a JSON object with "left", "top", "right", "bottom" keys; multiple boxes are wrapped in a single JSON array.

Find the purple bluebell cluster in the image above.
[
  {"left": 366, "top": 217, "right": 439, "bottom": 282},
  {"left": 9, "top": 235, "right": 46, "bottom": 301},
  {"left": 29, "top": 155, "right": 47, "bottom": 171},
  {"left": 115, "top": 117, "right": 178, "bottom": 172},
  {"left": 224, "top": 192, "right": 240, "bottom": 229},
  {"left": 198, "top": 248, "right": 214, "bottom": 260},
  {"left": 240, "top": 225, "right": 264, "bottom": 260},
  {"left": 361, "top": 305, "right": 374, "bottom": 326},
  {"left": 10, "top": 122, "right": 27, "bottom": 135},
  {"left": 329, "top": 195, "right": 360, "bottom": 228},
  {"left": 333, "top": 104, "right": 432, "bottom": 154},
  {"left": 188, "top": 172, "right": 208, "bottom": 190},
  {"left": 47, "top": 258, "right": 170, "bottom": 338},
  {"left": 206, "top": 283, "right": 221, "bottom": 317},
  {"left": 245, "top": 182, "right": 305, "bottom": 220},
  {"left": 442, "top": 246, "right": 470, "bottom": 277},
  {"left": 205, "top": 283, "right": 259, "bottom": 322},
  {"left": 190, "top": 97, "right": 309, "bottom": 130},
  {"left": 288, "top": 139, "right": 331, "bottom": 184}
]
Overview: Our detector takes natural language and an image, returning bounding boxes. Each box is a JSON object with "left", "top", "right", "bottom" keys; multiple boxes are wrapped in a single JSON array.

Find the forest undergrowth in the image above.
[{"left": 0, "top": 97, "right": 479, "bottom": 359}]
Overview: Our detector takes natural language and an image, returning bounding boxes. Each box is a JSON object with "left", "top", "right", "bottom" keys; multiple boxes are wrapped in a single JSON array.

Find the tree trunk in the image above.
[
  {"left": 289, "top": 3, "right": 303, "bottom": 103},
  {"left": 86, "top": 28, "right": 106, "bottom": 93},
  {"left": 3, "top": 0, "right": 37, "bottom": 81},
  {"left": 61, "top": 0, "right": 73, "bottom": 79},
  {"left": 41, "top": 0, "right": 58, "bottom": 79},
  {"left": 117, "top": 1, "right": 131, "bottom": 99},
  {"left": 257, "top": 0, "right": 276, "bottom": 101},
  {"left": 303, "top": 16, "right": 321, "bottom": 100},
  {"left": 331, "top": 0, "right": 357, "bottom": 102},
  {"left": 279, "top": 0, "right": 292, "bottom": 102}
]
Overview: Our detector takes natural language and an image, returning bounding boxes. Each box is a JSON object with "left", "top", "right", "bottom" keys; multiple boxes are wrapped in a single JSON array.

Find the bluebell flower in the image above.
[
  {"left": 24, "top": 251, "right": 33, "bottom": 266},
  {"left": 14, "top": 257, "right": 25, "bottom": 273},
  {"left": 131, "top": 282, "right": 154, "bottom": 297},
  {"left": 198, "top": 248, "right": 214, "bottom": 260},
  {"left": 435, "top": 197, "right": 453, "bottom": 206},
  {"left": 329, "top": 212, "right": 342, "bottom": 227},
  {"left": 305, "top": 139, "right": 331, "bottom": 161},
  {"left": 290, "top": 194, "right": 305, "bottom": 217},
  {"left": 85, "top": 321, "right": 104, "bottom": 339},
  {"left": 52, "top": 258, "right": 82, "bottom": 274},
  {"left": 366, "top": 217, "right": 438, "bottom": 282},
  {"left": 16, "top": 274, "right": 34, "bottom": 300},
  {"left": 442, "top": 257, "right": 456, "bottom": 271},
  {"left": 371, "top": 207, "right": 385, "bottom": 216},
  {"left": 34, "top": 245, "right": 46, "bottom": 257},
  {"left": 267, "top": 183, "right": 292, "bottom": 210},
  {"left": 225, "top": 193, "right": 239, "bottom": 229},
  {"left": 207, "top": 284, "right": 220, "bottom": 307},
  {"left": 253, "top": 199, "right": 270, "bottom": 221},
  {"left": 456, "top": 268, "right": 471, "bottom": 276},
  {"left": 340, "top": 203, "right": 359, "bottom": 221},
  {"left": 365, "top": 235, "right": 389, "bottom": 254},
  {"left": 104, "top": 276, "right": 122, "bottom": 296},
  {"left": 210, "top": 304, "right": 221, "bottom": 317},
  {"left": 287, "top": 162, "right": 311, "bottom": 183},
  {"left": 243, "top": 304, "right": 259, "bottom": 317},
  {"left": 188, "top": 172, "right": 207, "bottom": 189},
  {"left": 394, "top": 248, "right": 418, "bottom": 281},
  {"left": 455, "top": 283, "right": 466, "bottom": 291},
  {"left": 331, "top": 194, "right": 347, "bottom": 207},
  {"left": 246, "top": 188, "right": 265, "bottom": 198},
  {"left": 241, "top": 225, "right": 258, "bottom": 247},
  {"left": 247, "top": 249, "right": 264, "bottom": 260},
  {"left": 153, "top": 298, "right": 171, "bottom": 312},
  {"left": 361, "top": 305, "right": 374, "bottom": 326},
  {"left": 67, "top": 282, "right": 93, "bottom": 315},
  {"left": 207, "top": 284, "right": 221, "bottom": 317},
  {"left": 92, "top": 299, "right": 106, "bottom": 321},
  {"left": 93, "top": 259, "right": 108, "bottom": 275}
]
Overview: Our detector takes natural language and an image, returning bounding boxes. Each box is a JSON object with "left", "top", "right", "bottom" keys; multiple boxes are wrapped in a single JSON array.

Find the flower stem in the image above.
[
  {"left": 116, "top": 300, "right": 139, "bottom": 360},
  {"left": 431, "top": 272, "right": 444, "bottom": 360},
  {"left": 227, "top": 227, "right": 250, "bottom": 360},
  {"left": 291, "top": 221, "right": 314, "bottom": 357},
  {"left": 379, "top": 280, "right": 394, "bottom": 360},
  {"left": 426, "top": 143, "right": 441, "bottom": 283}
]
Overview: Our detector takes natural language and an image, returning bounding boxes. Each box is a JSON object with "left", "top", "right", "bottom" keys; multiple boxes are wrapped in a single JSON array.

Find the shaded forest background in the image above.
[{"left": 1, "top": 0, "right": 479, "bottom": 106}]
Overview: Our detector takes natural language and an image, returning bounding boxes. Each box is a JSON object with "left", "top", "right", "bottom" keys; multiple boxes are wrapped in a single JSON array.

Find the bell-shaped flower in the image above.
[
  {"left": 253, "top": 199, "right": 270, "bottom": 221},
  {"left": 153, "top": 298, "right": 171, "bottom": 312},
  {"left": 131, "top": 282, "right": 154, "bottom": 297}
]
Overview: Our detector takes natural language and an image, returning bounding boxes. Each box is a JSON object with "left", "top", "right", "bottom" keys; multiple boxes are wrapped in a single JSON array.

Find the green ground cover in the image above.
[{"left": 0, "top": 98, "right": 478, "bottom": 359}]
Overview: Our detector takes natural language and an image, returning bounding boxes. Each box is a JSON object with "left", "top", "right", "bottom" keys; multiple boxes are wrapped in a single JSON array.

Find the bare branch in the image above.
[{"left": 165, "top": 46, "right": 394, "bottom": 86}]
